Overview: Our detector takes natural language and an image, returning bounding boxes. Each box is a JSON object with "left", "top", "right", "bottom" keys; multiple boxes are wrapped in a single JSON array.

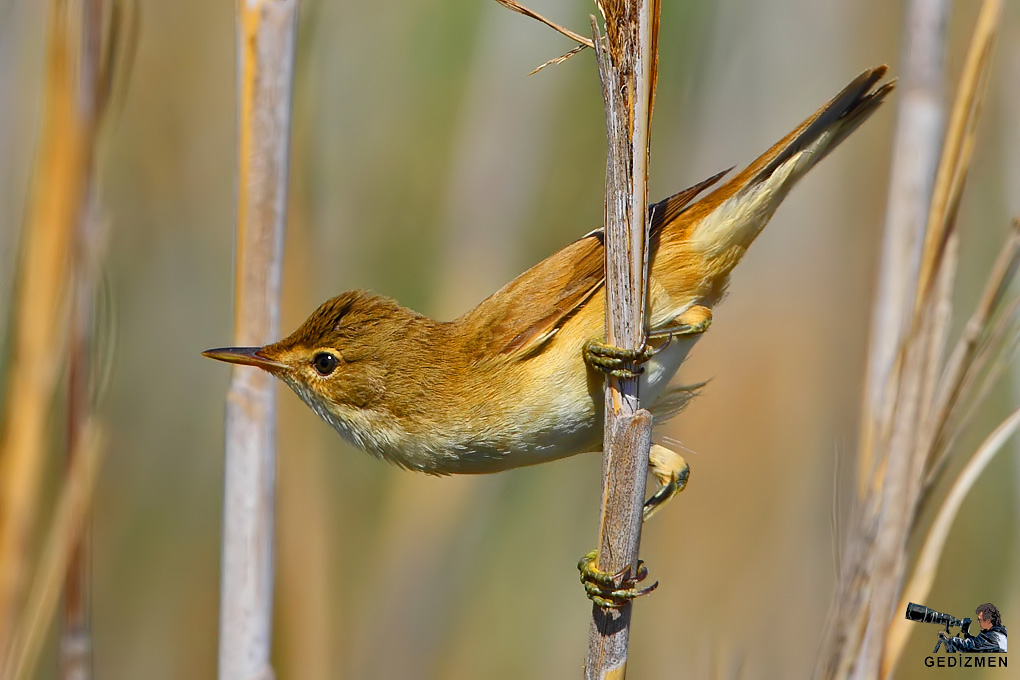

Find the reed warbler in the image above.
[{"left": 205, "top": 66, "right": 893, "bottom": 605}]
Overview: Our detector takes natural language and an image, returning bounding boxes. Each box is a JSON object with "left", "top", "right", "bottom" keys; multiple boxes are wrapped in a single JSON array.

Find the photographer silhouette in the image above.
[{"left": 938, "top": 603, "right": 1007, "bottom": 653}]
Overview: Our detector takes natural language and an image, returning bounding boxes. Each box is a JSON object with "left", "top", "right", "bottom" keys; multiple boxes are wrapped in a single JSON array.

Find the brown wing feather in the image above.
[
  {"left": 470, "top": 233, "right": 605, "bottom": 358},
  {"left": 648, "top": 167, "right": 732, "bottom": 235},
  {"left": 460, "top": 169, "right": 729, "bottom": 360},
  {"left": 467, "top": 66, "right": 893, "bottom": 362}
]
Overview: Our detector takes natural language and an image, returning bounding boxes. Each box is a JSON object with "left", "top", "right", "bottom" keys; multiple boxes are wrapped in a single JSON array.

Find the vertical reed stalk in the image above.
[
  {"left": 62, "top": 0, "right": 107, "bottom": 676},
  {"left": 584, "top": 1, "right": 660, "bottom": 678},
  {"left": 217, "top": 1, "right": 298, "bottom": 678},
  {"left": 61, "top": 195, "right": 99, "bottom": 680},
  {"left": 858, "top": 0, "right": 948, "bottom": 493},
  {"left": 0, "top": 0, "right": 98, "bottom": 659}
]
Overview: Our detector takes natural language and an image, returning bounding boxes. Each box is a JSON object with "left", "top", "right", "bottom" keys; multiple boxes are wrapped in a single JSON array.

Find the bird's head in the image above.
[{"left": 203, "top": 291, "right": 421, "bottom": 437}]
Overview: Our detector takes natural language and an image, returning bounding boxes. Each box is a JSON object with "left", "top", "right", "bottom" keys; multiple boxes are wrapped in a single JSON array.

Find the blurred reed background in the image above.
[{"left": 0, "top": 0, "right": 1017, "bottom": 678}]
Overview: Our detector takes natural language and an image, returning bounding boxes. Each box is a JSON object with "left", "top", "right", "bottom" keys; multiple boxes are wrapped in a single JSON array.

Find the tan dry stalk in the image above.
[
  {"left": 858, "top": 0, "right": 948, "bottom": 494},
  {"left": 0, "top": 0, "right": 99, "bottom": 656},
  {"left": 913, "top": 0, "right": 1001, "bottom": 313},
  {"left": 491, "top": 1, "right": 664, "bottom": 673},
  {"left": 816, "top": 1, "right": 1007, "bottom": 678},
  {"left": 62, "top": 189, "right": 101, "bottom": 680},
  {"left": 585, "top": 0, "right": 660, "bottom": 677},
  {"left": 62, "top": 0, "right": 121, "bottom": 676},
  {"left": 217, "top": 1, "right": 298, "bottom": 679},
  {"left": 1, "top": 423, "right": 103, "bottom": 680},
  {"left": 920, "top": 219, "right": 1020, "bottom": 487}
]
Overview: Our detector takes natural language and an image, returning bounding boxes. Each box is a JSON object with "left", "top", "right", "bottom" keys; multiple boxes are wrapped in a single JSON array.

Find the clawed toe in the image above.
[
  {"left": 582, "top": 339, "right": 655, "bottom": 380},
  {"left": 577, "top": 549, "right": 658, "bottom": 608}
]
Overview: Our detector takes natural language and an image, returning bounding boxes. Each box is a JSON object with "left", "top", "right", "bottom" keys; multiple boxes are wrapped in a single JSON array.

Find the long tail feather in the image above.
[
  {"left": 749, "top": 66, "right": 893, "bottom": 184},
  {"left": 686, "top": 66, "right": 894, "bottom": 257}
]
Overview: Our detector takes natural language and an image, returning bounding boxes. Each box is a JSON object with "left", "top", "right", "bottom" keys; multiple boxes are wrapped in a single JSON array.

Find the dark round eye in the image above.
[{"left": 312, "top": 352, "right": 339, "bottom": 376}]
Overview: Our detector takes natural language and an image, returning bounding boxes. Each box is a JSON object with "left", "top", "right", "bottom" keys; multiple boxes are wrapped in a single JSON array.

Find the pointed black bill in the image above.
[{"left": 202, "top": 346, "right": 287, "bottom": 371}]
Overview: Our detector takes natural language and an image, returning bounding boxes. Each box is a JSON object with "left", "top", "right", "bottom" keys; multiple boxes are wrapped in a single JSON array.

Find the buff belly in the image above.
[{"left": 427, "top": 333, "right": 700, "bottom": 474}]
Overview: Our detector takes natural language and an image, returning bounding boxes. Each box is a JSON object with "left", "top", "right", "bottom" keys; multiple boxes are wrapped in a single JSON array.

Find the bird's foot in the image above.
[
  {"left": 582, "top": 339, "right": 655, "bottom": 380},
  {"left": 575, "top": 445, "right": 688, "bottom": 605},
  {"left": 584, "top": 306, "right": 713, "bottom": 379},
  {"left": 577, "top": 550, "right": 658, "bottom": 608},
  {"left": 643, "top": 444, "right": 690, "bottom": 522}
]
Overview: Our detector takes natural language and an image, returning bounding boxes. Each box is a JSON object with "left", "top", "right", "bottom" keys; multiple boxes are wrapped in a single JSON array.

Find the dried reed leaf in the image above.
[
  {"left": 493, "top": 0, "right": 594, "bottom": 48},
  {"left": 649, "top": 0, "right": 659, "bottom": 120},
  {"left": 917, "top": 234, "right": 956, "bottom": 446},
  {"left": 924, "top": 295, "right": 1020, "bottom": 490},
  {"left": 921, "top": 219, "right": 1020, "bottom": 484},
  {"left": 913, "top": 0, "right": 1001, "bottom": 314},
  {"left": 528, "top": 44, "right": 586, "bottom": 76}
]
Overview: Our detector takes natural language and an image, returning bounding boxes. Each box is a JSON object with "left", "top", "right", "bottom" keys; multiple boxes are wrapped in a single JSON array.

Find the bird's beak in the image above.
[{"left": 202, "top": 346, "right": 288, "bottom": 372}]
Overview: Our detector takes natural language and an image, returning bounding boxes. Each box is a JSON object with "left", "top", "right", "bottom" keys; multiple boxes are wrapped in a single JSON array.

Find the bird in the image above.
[{"left": 205, "top": 65, "right": 893, "bottom": 605}]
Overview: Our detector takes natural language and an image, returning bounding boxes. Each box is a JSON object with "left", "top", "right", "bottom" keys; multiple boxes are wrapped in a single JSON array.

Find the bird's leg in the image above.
[
  {"left": 578, "top": 306, "right": 707, "bottom": 606},
  {"left": 583, "top": 305, "right": 712, "bottom": 379},
  {"left": 578, "top": 443, "right": 690, "bottom": 607},
  {"left": 647, "top": 304, "right": 713, "bottom": 342}
]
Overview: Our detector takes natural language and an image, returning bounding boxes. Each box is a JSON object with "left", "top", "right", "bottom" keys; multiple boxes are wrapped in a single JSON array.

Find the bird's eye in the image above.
[{"left": 312, "top": 352, "right": 339, "bottom": 376}]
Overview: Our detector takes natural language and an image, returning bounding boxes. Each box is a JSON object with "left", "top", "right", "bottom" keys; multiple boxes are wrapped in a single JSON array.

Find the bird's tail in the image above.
[{"left": 683, "top": 66, "right": 894, "bottom": 258}]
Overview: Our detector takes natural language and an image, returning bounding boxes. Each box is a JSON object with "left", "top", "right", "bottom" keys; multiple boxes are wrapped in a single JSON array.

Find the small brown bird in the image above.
[{"left": 205, "top": 66, "right": 892, "bottom": 592}]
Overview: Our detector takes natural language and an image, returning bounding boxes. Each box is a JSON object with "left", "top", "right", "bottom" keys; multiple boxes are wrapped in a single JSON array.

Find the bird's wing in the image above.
[{"left": 462, "top": 169, "right": 729, "bottom": 361}]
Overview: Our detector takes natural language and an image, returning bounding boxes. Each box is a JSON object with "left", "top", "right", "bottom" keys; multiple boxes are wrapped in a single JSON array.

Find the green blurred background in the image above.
[{"left": 1, "top": 0, "right": 1017, "bottom": 678}]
